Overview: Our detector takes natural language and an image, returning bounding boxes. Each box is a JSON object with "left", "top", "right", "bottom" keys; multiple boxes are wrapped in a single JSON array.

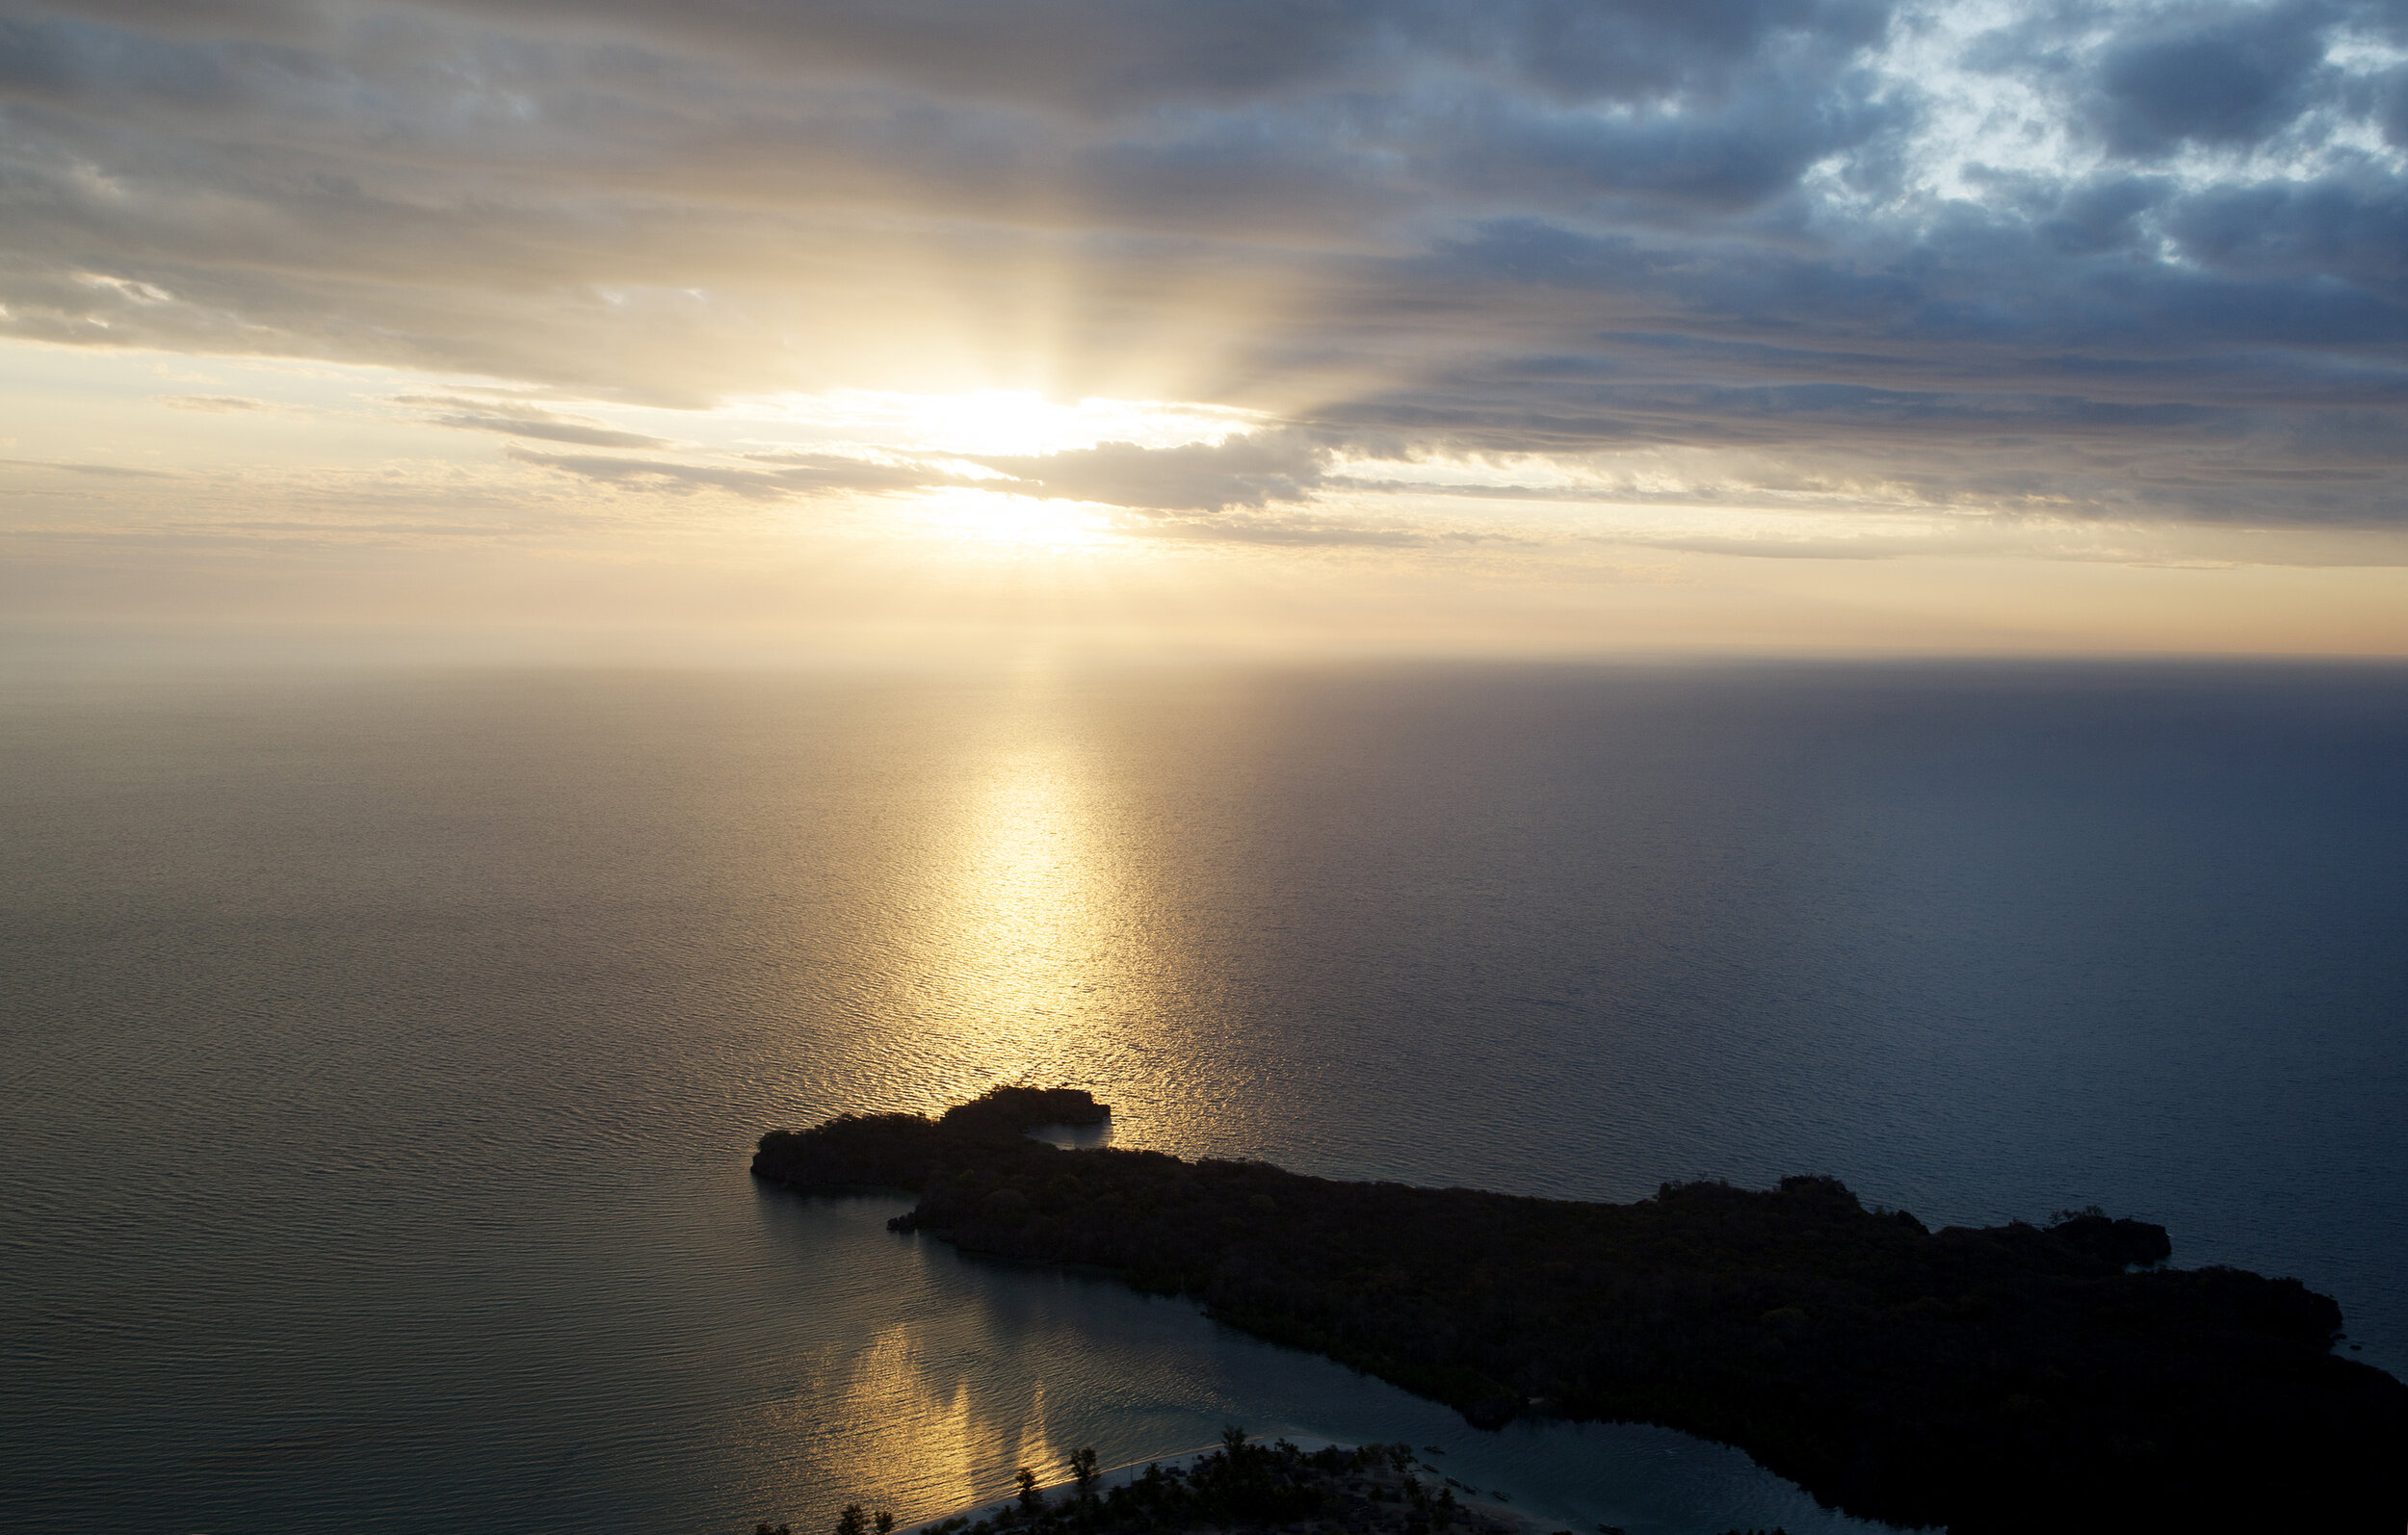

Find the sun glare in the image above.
[{"left": 919, "top": 486, "right": 1116, "bottom": 548}]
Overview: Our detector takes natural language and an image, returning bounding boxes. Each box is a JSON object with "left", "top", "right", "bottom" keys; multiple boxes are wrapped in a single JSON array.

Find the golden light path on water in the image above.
[
  {"left": 702, "top": 1196, "right": 1162, "bottom": 1528},
  {"left": 932, "top": 693, "right": 1118, "bottom": 1072},
  {"left": 866, "top": 667, "right": 1252, "bottom": 1114},
  {"left": 795, "top": 1304, "right": 1066, "bottom": 1522}
]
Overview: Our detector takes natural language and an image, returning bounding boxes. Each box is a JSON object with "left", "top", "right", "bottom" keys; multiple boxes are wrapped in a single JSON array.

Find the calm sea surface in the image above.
[{"left": 4, "top": 660, "right": 2403, "bottom": 1534}]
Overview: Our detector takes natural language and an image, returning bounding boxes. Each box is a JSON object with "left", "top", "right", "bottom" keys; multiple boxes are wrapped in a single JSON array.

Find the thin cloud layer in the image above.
[
  {"left": 971, "top": 432, "right": 1328, "bottom": 511},
  {"left": 399, "top": 395, "right": 674, "bottom": 449},
  {"left": 520, "top": 431, "right": 1325, "bottom": 513},
  {"left": 6, "top": 0, "right": 2408, "bottom": 530}
]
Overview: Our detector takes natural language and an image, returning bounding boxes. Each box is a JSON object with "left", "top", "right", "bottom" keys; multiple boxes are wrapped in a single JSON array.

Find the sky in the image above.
[{"left": 6, "top": 0, "right": 2408, "bottom": 659}]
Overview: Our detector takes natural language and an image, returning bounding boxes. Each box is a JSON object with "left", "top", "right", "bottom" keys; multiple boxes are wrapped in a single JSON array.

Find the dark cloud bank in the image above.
[{"left": 8, "top": 0, "right": 2408, "bottom": 527}]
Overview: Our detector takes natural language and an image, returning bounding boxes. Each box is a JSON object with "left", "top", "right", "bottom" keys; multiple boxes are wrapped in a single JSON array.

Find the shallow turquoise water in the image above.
[{"left": 4, "top": 660, "right": 2402, "bottom": 1532}]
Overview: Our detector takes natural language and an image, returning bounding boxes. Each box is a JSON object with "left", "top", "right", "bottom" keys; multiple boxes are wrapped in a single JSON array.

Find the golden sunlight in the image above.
[
  {"left": 886, "top": 685, "right": 1146, "bottom": 1092},
  {"left": 917, "top": 488, "right": 1117, "bottom": 549},
  {"left": 742, "top": 388, "right": 1262, "bottom": 457}
]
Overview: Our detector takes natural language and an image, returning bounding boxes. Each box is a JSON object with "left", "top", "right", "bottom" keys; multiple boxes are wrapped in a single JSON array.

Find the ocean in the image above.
[{"left": 4, "top": 659, "right": 2402, "bottom": 1533}]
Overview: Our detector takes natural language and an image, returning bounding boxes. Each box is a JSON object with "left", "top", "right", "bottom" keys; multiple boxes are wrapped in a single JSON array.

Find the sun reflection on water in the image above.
[
  {"left": 919, "top": 695, "right": 1120, "bottom": 1084},
  {"left": 870, "top": 674, "right": 1258, "bottom": 1158},
  {"left": 735, "top": 1291, "right": 1079, "bottom": 1525},
  {"left": 832, "top": 1321, "right": 1063, "bottom": 1521},
  {"left": 772, "top": 671, "right": 1215, "bottom": 1133}
]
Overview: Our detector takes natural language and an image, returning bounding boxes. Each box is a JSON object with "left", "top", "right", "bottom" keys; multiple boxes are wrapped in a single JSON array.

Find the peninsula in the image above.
[{"left": 753, "top": 1088, "right": 2407, "bottom": 1534}]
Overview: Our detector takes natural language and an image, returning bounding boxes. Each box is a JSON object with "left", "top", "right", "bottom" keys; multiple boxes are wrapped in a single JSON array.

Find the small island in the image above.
[{"left": 754, "top": 1088, "right": 2408, "bottom": 1534}]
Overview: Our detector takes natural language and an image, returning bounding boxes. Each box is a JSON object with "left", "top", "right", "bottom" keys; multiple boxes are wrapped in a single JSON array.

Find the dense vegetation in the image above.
[
  {"left": 754, "top": 1089, "right": 2408, "bottom": 1534},
  {"left": 765, "top": 1433, "right": 1724, "bottom": 1535},
  {"left": 789, "top": 1433, "right": 1517, "bottom": 1535},
  {"left": 767, "top": 1433, "right": 1789, "bottom": 1535}
]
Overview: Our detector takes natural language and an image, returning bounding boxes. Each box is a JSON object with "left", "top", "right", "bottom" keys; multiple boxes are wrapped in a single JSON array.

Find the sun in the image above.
[{"left": 918, "top": 485, "right": 1115, "bottom": 548}]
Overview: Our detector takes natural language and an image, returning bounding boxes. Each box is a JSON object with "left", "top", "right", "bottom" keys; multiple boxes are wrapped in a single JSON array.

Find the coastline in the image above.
[
  {"left": 892, "top": 1438, "right": 1544, "bottom": 1535},
  {"left": 755, "top": 1088, "right": 2408, "bottom": 1534}
]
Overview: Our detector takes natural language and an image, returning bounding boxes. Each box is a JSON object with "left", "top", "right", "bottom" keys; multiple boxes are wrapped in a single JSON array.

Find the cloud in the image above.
[
  {"left": 505, "top": 447, "right": 802, "bottom": 499},
  {"left": 1, "top": 455, "right": 181, "bottom": 478},
  {"left": 1128, "top": 515, "right": 1426, "bottom": 547},
  {"left": 432, "top": 414, "right": 671, "bottom": 450},
  {"left": 973, "top": 432, "right": 1327, "bottom": 511},
  {"left": 397, "top": 395, "right": 672, "bottom": 449},
  {"left": 160, "top": 393, "right": 267, "bottom": 411},
  {"left": 510, "top": 444, "right": 952, "bottom": 500},
  {"left": 5, "top": 0, "right": 2408, "bottom": 532},
  {"left": 510, "top": 431, "right": 1328, "bottom": 514},
  {"left": 735, "top": 451, "right": 954, "bottom": 495},
  {"left": 397, "top": 0, "right": 1901, "bottom": 116},
  {"left": 2088, "top": 2, "right": 2338, "bottom": 159}
]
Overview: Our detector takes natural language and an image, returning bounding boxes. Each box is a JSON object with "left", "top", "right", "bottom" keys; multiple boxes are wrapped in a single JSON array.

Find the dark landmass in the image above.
[
  {"left": 785, "top": 1433, "right": 1768, "bottom": 1535},
  {"left": 753, "top": 1089, "right": 2408, "bottom": 1534},
  {"left": 797, "top": 1434, "right": 1538, "bottom": 1535}
]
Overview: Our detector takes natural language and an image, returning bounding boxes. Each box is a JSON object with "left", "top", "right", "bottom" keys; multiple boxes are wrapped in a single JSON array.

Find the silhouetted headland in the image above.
[{"left": 753, "top": 1088, "right": 2407, "bottom": 1534}]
